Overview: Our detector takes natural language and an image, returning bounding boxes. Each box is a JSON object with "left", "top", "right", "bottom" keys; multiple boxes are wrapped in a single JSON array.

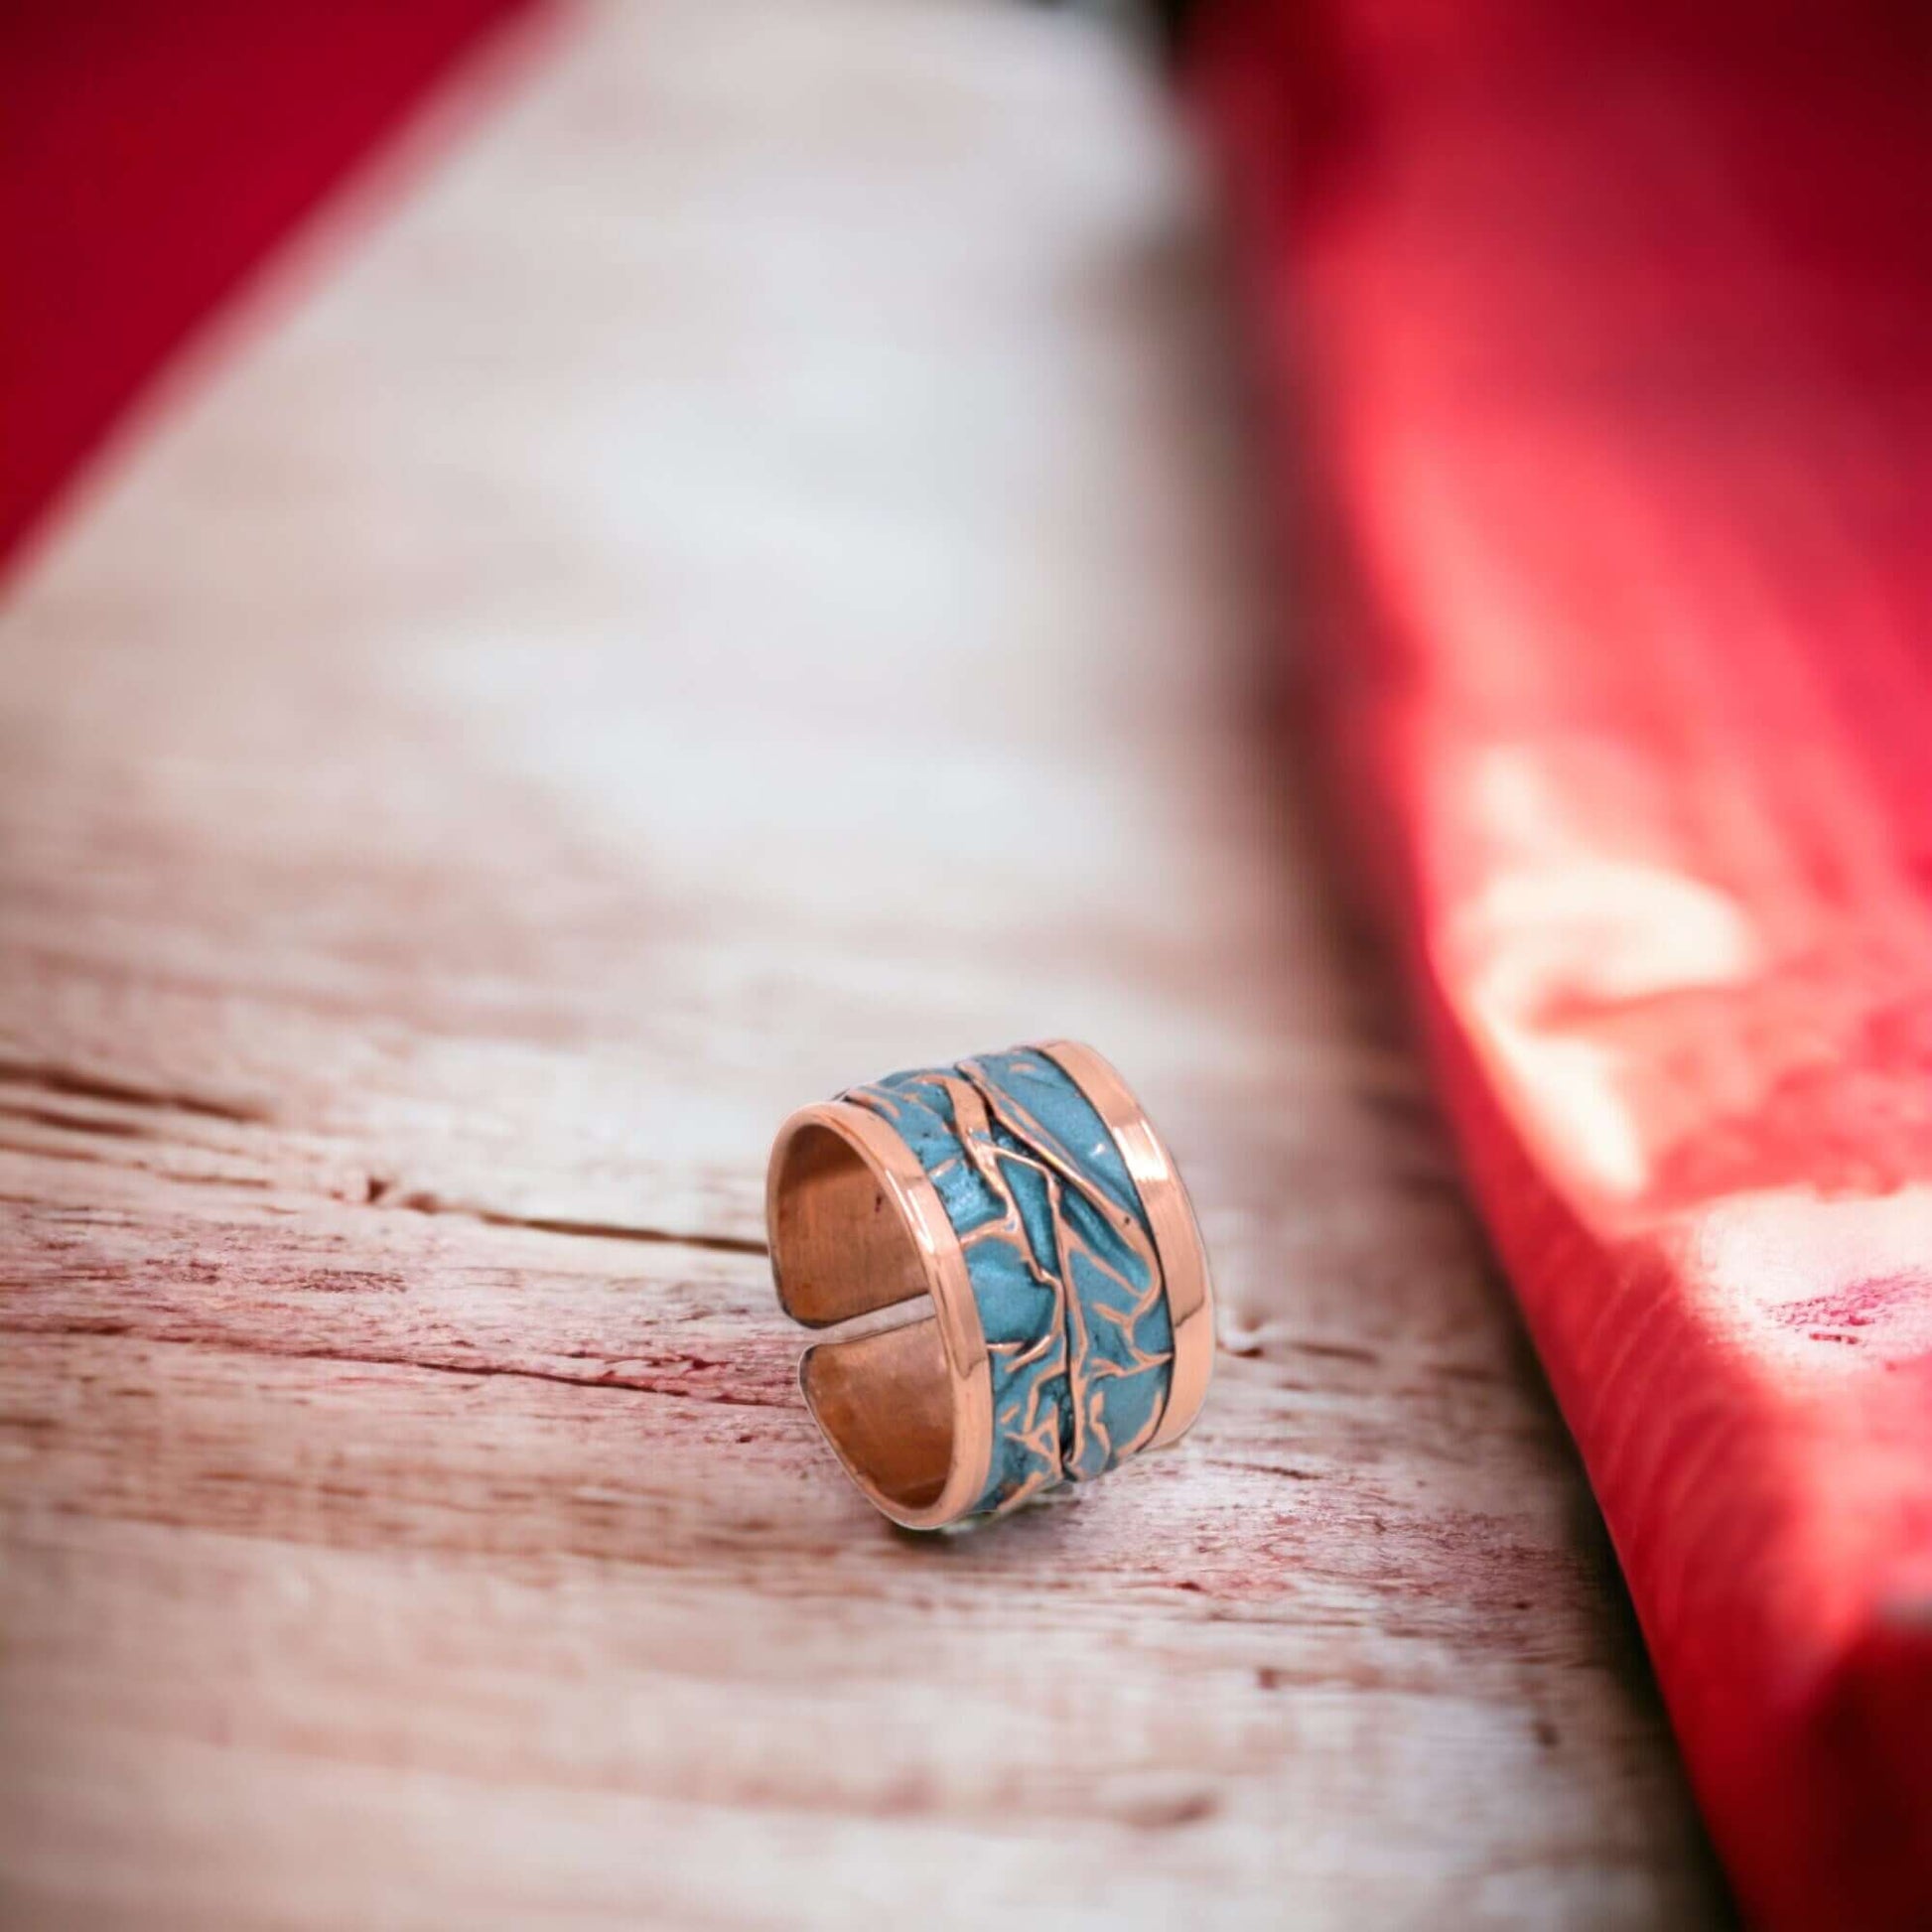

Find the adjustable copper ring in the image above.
[{"left": 765, "top": 1041, "right": 1214, "bottom": 1528}]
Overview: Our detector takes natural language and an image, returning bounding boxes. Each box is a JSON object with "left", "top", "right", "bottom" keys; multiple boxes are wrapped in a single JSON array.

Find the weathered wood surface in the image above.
[{"left": 0, "top": 3, "right": 1726, "bottom": 1925}]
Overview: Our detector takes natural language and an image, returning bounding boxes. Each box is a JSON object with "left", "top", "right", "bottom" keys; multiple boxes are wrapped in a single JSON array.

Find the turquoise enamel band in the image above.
[{"left": 765, "top": 1041, "right": 1214, "bottom": 1528}]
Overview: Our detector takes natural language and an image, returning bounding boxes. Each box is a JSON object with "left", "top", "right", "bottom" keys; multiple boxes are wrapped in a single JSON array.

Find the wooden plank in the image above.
[{"left": 0, "top": 1, "right": 1725, "bottom": 1923}]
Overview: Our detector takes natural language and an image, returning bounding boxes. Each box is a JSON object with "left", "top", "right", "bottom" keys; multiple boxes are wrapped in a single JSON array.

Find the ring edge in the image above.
[
  {"left": 1035, "top": 1038, "right": 1215, "bottom": 1450},
  {"left": 766, "top": 1098, "right": 994, "bottom": 1528}
]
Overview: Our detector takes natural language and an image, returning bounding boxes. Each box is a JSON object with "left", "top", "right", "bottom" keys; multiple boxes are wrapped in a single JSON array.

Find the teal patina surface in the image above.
[{"left": 844, "top": 1048, "right": 1173, "bottom": 1513}]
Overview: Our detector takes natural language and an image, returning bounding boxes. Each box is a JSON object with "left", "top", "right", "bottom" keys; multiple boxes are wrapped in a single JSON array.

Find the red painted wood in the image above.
[
  {"left": 1188, "top": 2, "right": 1932, "bottom": 1924},
  {"left": 0, "top": 0, "right": 535, "bottom": 577}
]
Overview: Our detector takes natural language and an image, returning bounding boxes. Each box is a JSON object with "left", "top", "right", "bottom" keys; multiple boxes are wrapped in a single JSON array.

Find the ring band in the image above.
[{"left": 765, "top": 1041, "right": 1214, "bottom": 1528}]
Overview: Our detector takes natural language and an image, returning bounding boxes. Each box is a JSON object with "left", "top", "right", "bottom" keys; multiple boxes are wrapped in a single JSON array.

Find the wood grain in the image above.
[{"left": 0, "top": 2, "right": 1725, "bottom": 1925}]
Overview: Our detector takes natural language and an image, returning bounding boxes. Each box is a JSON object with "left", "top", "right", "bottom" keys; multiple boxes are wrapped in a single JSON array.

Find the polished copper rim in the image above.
[
  {"left": 1036, "top": 1039, "right": 1215, "bottom": 1449},
  {"left": 765, "top": 1098, "right": 993, "bottom": 1528}
]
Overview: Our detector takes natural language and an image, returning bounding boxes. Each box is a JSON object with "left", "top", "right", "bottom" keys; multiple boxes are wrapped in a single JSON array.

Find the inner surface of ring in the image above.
[{"left": 771, "top": 1122, "right": 954, "bottom": 1513}]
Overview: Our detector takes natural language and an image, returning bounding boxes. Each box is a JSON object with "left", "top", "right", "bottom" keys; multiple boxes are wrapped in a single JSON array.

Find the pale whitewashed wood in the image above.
[{"left": 0, "top": 2, "right": 1724, "bottom": 1926}]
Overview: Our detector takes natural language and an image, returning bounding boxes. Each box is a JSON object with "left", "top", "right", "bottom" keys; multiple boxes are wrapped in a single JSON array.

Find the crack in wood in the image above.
[
  {"left": 0, "top": 1099, "right": 156, "bottom": 1140},
  {"left": 0, "top": 1057, "right": 265, "bottom": 1125},
  {"left": 377, "top": 1185, "right": 768, "bottom": 1257},
  {"left": 6, "top": 1320, "right": 790, "bottom": 1406},
  {"left": 0, "top": 1134, "right": 273, "bottom": 1186},
  {"left": 0, "top": 1132, "right": 768, "bottom": 1262}
]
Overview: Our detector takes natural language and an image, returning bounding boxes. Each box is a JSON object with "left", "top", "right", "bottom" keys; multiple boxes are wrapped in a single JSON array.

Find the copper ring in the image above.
[{"left": 765, "top": 1041, "right": 1214, "bottom": 1529}]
